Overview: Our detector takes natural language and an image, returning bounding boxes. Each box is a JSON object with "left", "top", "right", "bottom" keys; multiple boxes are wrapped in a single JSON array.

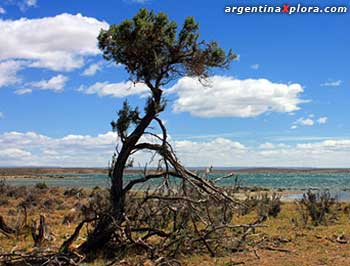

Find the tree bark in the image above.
[{"left": 79, "top": 88, "right": 162, "bottom": 254}]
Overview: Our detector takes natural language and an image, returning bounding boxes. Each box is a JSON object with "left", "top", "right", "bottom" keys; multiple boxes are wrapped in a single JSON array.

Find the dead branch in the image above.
[
  {"left": 0, "top": 215, "right": 16, "bottom": 237},
  {"left": 60, "top": 218, "right": 95, "bottom": 253},
  {"left": 31, "top": 215, "right": 48, "bottom": 248}
]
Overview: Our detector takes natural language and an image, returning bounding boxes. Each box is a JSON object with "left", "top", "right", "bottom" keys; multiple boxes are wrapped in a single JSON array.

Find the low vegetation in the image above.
[
  {"left": 1, "top": 183, "right": 350, "bottom": 265},
  {"left": 294, "top": 190, "right": 339, "bottom": 226}
]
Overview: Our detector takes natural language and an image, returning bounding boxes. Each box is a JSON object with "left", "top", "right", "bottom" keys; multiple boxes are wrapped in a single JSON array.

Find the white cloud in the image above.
[
  {"left": 1, "top": 131, "right": 350, "bottom": 167},
  {"left": 321, "top": 80, "right": 342, "bottom": 87},
  {"left": 250, "top": 64, "right": 259, "bottom": 70},
  {"left": 294, "top": 117, "right": 315, "bottom": 127},
  {"left": 82, "top": 62, "right": 103, "bottom": 76},
  {"left": 0, "top": 13, "right": 108, "bottom": 71},
  {"left": 292, "top": 115, "right": 328, "bottom": 129},
  {"left": 0, "top": 7, "right": 6, "bottom": 14},
  {"left": 0, "top": 148, "right": 32, "bottom": 159},
  {"left": 29, "top": 74, "right": 68, "bottom": 92},
  {"left": 15, "top": 88, "right": 32, "bottom": 95},
  {"left": 79, "top": 81, "right": 149, "bottom": 98},
  {"left": 0, "top": 131, "right": 118, "bottom": 166},
  {"left": 0, "top": 112, "right": 4, "bottom": 119},
  {"left": 14, "top": 75, "right": 68, "bottom": 94},
  {"left": 0, "top": 60, "right": 24, "bottom": 87},
  {"left": 317, "top": 117, "right": 328, "bottom": 124},
  {"left": 297, "top": 140, "right": 350, "bottom": 151},
  {"left": 169, "top": 76, "right": 305, "bottom": 118},
  {"left": 259, "top": 142, "right": 289, "bottom": 149}
]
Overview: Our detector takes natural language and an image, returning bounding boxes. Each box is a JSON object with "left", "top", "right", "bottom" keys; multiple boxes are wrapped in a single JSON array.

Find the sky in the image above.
[{"left": 0, "top": 0, "right": 349, "bottom": 168}]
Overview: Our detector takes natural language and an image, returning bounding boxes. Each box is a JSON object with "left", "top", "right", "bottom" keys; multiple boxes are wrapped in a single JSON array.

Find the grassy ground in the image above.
[{"left": 1, "top": 184, "right": 350, "bottom": 265}]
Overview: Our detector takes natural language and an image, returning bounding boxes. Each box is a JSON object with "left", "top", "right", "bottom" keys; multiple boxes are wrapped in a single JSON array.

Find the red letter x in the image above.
[{"left": 282, "top": 4, "right": 290, "bottom": 13}]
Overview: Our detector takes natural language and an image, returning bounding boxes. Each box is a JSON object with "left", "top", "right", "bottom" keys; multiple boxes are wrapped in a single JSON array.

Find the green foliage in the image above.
[
  {"left": 111, "top": 100, "right": 140, "bottom": 141},
  {"left": 296, "top": 190, "right": 338, "bottom": 226},
  {"left": 239, "top": 193, "right": 282, "bottom": 218},
  {"left": 256, "top": 193, "right": 282, "bottom": 218},
  {"left": 35, "top": 182, "right": 48, "bottom": 190},
  {"left": 102, "top": 9, "right": 235, "bottom": 143},
  {"left": 98, "top": 8, "right": 235, "bottom": 86}
]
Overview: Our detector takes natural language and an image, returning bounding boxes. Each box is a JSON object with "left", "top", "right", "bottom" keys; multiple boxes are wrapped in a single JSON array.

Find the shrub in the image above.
[
  {"left": 256, "top": 193, "right": 282, "bottom": 218},
  {"left": 239, "top": 193, "right": 282, "bottom": 218},
  {"left": 80, "top": 188, "right": 110, "bottom": 220},
  {"left": 18, "top": 192, "right": 41, "bottom": 209},
  {"left": 35, "top": 182, "right": 48, "bottom": 190},
  {"left": 6, "top": 186, "right": 28, "bottom": 198},
  {"left": 0, "top": 179, "right": 8, "bottom": 194},
  {"left": 295, "top": 190, "right": 337, "bottom": 226},
  {"left": 64, "top": 187, "right": 84, "bottom": 198}
]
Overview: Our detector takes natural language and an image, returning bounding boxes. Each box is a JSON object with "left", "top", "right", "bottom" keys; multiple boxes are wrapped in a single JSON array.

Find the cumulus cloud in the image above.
[
  {"left": 1, "top": 131, "right": 350, "bottom": 167},
  {"left": 15, "top": 74, "right": 68, "bottom": 94},
  {"left": 321, "top": 80, "right": 342, "bottom": 87},
  {"left": 82, "top": 62, "right": 103, "bottom": 76},
  {"left": 0, "top": 131, "right": 118, "bottom": 166},
  {"left": 0, "top": 148, "right": 32, "bottom": 159},
  {"left": 0, "top": 7, "right": 6, "bottom": 14},
  {"left": 0, "top": 13, "right": 108, "bottom": 71},
  {"left": 296, "top": 140, "right": 350, "bottom": 151},
  {"left": 78, "top": 81, "right": 149, "bottom": 98},
  {"left": 168, "top": 76, "right": 305, "bottom": 118},
  {"left": 30, "top": 74, "right": 68, "bottom": 92},
  {"left": 259, "top": 142, "right": 289, "bottom": 149},
  {"left": 0, "top": 60, "right": 25, "bottom": 88}
]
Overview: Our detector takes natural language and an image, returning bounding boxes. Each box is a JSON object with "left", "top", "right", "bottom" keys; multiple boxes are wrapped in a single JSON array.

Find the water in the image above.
[
  {"left": 3, "top": 172, "right": 350, "bottom": 199},
  {"left": 3, "top": 171, "right": 350, "bottom": 190},
  {"left": 214, "top": 172, "right": 350, "bottom": 191}
]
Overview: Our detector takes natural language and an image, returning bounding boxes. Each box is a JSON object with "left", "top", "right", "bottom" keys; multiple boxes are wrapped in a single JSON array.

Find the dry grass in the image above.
[{"left": 1, "top": 185, "right": 350, "bottom": 265}]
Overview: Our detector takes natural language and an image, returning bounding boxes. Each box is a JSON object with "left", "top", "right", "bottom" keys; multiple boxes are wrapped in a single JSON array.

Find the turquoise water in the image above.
[
  {"left": 4, "top": 171, "right": 350, "bottom": 201},
  {"left": 3, "top": 172, "right": 350, "bottom": 191}
]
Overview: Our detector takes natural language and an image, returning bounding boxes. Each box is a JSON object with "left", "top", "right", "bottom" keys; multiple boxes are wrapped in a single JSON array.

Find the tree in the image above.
[{"left": 78, "top": 8, "right": 236, "bottom": 254}]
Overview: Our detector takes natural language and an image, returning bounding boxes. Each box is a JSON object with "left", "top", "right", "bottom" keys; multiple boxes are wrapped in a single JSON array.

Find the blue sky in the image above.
[{"left": 0, "top": 0, "right": 349, "bottom": 167}]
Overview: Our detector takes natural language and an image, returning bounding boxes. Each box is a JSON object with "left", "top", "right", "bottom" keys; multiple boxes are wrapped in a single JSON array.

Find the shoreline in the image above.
[{"left": 1, "top": 167, "right": 350, "bottom": 178}]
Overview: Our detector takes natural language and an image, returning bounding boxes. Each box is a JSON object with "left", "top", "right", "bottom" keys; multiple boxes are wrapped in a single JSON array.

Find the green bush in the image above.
[{"left": 296, "top": 190, "right": 337, "bottom": 226}]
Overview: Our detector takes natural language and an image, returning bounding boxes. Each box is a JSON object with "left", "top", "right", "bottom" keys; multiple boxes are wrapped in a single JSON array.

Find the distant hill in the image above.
[{"left": 1, "top": 167, "right": 350, "bottom": 177}]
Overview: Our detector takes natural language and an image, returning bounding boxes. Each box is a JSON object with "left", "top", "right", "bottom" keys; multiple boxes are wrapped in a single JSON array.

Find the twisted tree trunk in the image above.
[{"left": 79, "top": 88, "right": 162, "bottom": 254}]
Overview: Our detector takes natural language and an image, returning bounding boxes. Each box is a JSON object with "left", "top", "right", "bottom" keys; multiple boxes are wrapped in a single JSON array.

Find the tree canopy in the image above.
[{"left": 98, "top": 8, "right": 236, "bottom": 90}]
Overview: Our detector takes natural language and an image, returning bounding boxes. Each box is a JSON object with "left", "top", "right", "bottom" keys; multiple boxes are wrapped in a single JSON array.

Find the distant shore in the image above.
[
  {"left": 1, "top": 167, "right": 350, "bottom": 179},
  {"left": 0, "top": 167, "right": 108, "bottom": 179}
]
